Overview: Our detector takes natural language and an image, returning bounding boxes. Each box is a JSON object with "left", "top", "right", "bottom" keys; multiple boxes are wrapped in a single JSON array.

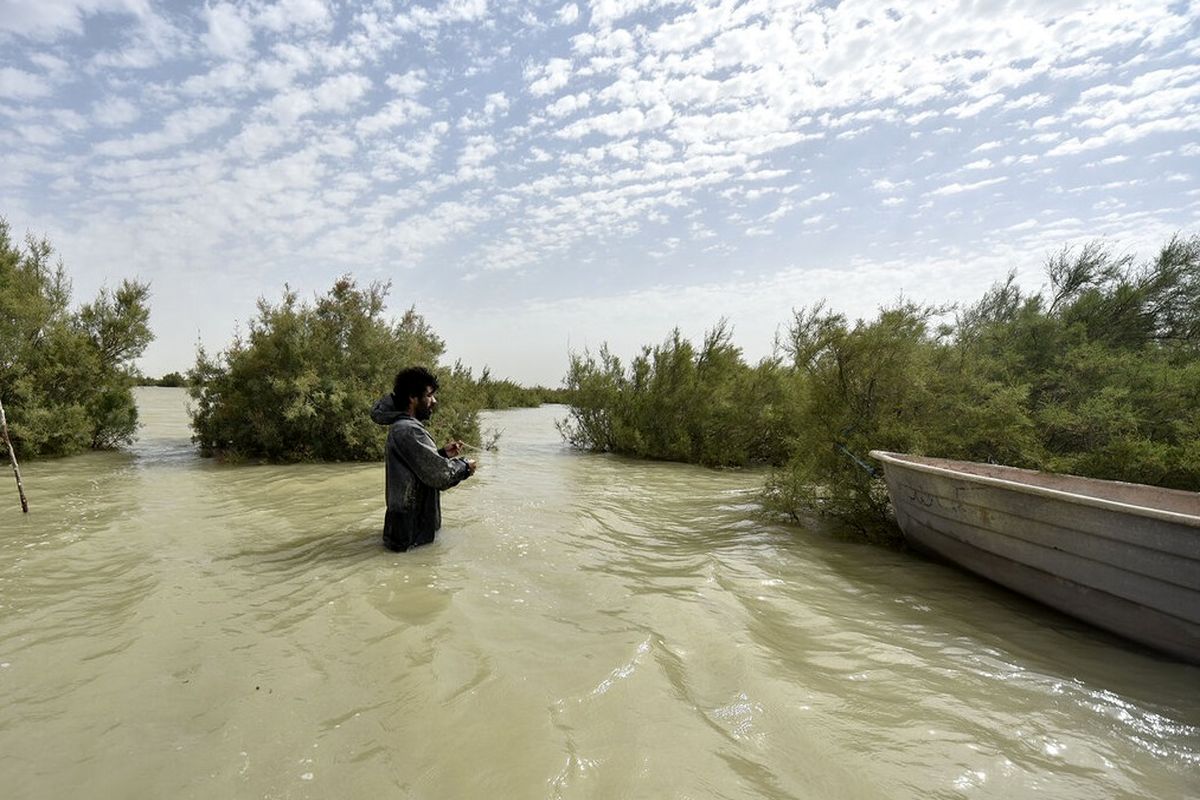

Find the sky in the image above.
[{"left": 2, "top": 0, "right": 1199, "bottom": 386}]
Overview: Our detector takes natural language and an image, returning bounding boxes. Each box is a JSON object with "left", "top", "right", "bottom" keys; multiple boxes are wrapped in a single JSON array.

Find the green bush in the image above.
[
  {"left": 188, "top": 277, "right": 481, "bottom": 461},
  {"left": 764, "top": 236, "right": 1200, "bottom": 541},
  {"left": 559, "top": 320, "right": 794, "bottom": 467},
  {"left": 138, "top": 371, "right": 188, "bottom": 387},
  {"left": 0, "top": 218, "right": 152, "bottom": 458},
  {"left": 562, "top": 236, "right": 1200, "bottom": 545},
  {"left": 762, "top": 302, "right": 944, "bottom": 543},
  {"left": 475, "top": 368, "right": 555, "bottom": 409}
]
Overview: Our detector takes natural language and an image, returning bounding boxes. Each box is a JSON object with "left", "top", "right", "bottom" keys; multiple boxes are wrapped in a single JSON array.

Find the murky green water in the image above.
[{"left": 1, "top": 388, "right": 1197, "bottom": 798}]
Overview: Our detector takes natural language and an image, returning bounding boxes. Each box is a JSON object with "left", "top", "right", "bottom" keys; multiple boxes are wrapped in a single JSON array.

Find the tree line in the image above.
[
  {"left": 1, "top": 218, "right": 559, "bottom": 464},
  {"left": 137, "top": 372, "right": 188, "bottom": 387},
  {"left": 561, "top": 236, "right": 1200, "bottom": 543},
  {"left": 6, "top": 215, "right": 1197, "bottom": 545}
]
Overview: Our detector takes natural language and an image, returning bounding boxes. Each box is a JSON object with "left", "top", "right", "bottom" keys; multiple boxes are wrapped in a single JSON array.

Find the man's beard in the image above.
[{"left": 415, "top": 404, "right": 433, "bottom": 421}]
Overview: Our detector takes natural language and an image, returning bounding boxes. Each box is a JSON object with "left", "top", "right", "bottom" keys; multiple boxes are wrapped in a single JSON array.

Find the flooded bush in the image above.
[
  {"left": 475, "top": 368, "right": 566, "bottom": 409},
  {"left": 559, "top": 320, "right": 794, "bottom": 467},
  {"left": 138, "top": 371, "right": 188, "bottom": 387},
  {"left": 189, "top": 277, "right": 482, "bottom": 462},
  {"left": 763, "top": 302, "right": 956, "bottom": 544},
  {"left": 771, "top": 236, "right": 1200, "bottom": 539},
  {"left": 0, "top": 218, "right": 152, "bottom": 458},
  {"left": 565, "top": 236, "right": 1200, "bottom": 544},
  {"left": 958, "top": 237, "right": 1200, "bottom": 488}
]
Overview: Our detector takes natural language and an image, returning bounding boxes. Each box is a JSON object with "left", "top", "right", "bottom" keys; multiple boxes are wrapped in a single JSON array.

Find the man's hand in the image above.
[
  {"left": 466, "top": 459, "right": 478, "bottom": 476},
  {"left": 443, "top": 439, "right": 466, "bottom": 457}
]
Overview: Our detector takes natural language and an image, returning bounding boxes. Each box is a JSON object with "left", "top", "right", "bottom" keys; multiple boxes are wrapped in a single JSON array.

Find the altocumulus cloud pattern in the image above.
[{"left": 1, "top": 0, "right": 1198, "bottom": 382}]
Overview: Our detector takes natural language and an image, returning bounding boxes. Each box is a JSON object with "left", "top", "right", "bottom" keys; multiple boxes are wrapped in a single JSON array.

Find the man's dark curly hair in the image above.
[{"left": 393, "top": 366, "right": 439, "bottom": 404}]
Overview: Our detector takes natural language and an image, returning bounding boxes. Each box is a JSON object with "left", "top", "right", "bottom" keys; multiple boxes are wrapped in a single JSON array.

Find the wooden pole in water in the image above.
[{"left": 0, "top": 397, "right": 29, "bottom": 513}]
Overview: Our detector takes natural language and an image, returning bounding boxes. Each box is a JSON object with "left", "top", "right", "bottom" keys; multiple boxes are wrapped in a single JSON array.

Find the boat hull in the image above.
[{"left": 870, "top": 452, "right": 1200, "bottom": 664}]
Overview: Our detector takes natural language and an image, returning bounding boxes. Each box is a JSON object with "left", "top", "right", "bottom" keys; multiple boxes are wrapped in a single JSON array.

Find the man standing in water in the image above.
[{"left": 371, "top": 366, "right": 477, "bottom": 552}]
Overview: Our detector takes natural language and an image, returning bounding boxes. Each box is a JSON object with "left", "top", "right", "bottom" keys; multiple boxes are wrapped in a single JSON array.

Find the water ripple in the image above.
[{"left": 0, "top": 397, "right": 1195, "bottom": 799}]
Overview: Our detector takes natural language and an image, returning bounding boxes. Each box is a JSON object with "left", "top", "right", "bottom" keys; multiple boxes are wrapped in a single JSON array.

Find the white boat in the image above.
[{"left": 870, "top": 451, "right": 1200, "bottom": 664}]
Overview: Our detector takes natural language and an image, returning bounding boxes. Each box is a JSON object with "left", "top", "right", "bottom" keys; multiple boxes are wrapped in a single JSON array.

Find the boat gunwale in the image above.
[{"left": 869, "top": 450, "right": 1200, "bottom": 529}]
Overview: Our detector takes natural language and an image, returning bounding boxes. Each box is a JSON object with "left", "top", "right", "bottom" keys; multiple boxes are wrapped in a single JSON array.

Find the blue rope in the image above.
[
  {"left": 835, "top": 424, "right": 877, "bottom": 477},
  {"left": 835, "top": 441, "right": 877, "bottom": 477}
]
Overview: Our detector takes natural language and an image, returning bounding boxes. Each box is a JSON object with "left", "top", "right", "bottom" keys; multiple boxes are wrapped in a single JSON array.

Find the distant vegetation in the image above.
[
  {"left": 562, "top": 236, "right": 1200, "bottom": 544},
  {"left": 476, "top": 368, "right": 571, "bottom": 408},
  {"left": 0, "top": 218, "right": 153, "bottom": 458},
  {"left": 188, "top": 277, "right": 558, "bottom": 462},
  {"left": 137, "top": 371, "right": 188, "bottom": 387}
]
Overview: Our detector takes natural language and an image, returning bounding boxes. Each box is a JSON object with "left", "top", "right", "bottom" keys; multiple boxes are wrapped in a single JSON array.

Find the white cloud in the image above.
[
  {"left": 255, "top": 0, "right": 331, "bottom": 33},
  {"left": 1006, "top": 219, "right": 1039, "bottom": 231},
  {"left": 16, "top": 123, "right": 64, "bottom": 146},
  {"left": 929, "top": 177, "right": 1008, "bottom": 196},
  {"left": 0, "top": 0, "right": 145, "bottom": 38},
  {"left": 1007, "top": 93, "right": 1051, "bottom": 110},
  {"left": 394, "top": 0, "right": 488, "bottom": 33},
  {"left": 1048, "top": 114, "right": 1200, "bottom": 156},
  {"left": 52, "top": 108, "right": 88, "bottom": 132},
  {"left": 181, "top": 61, "right": 249, "bottom": 96},
  {"left": 181, "top": 46, "right": 315, "bottom": 96},
  {"left": 999, "top": 153, "right": 1038, "bottom": 167},
  {"left": 94, "top": 105, "right": 234, "bottom": 157},
  {"left": 386, "top": 70, "right": 427, "bottom": 96},
  {"left": 226, "top": 119, "right": 295, "bottom": 159},
  {"left": 458, "top": 134, "right": 498, "bottom": 171},
  {"left": 0, "top": 67, "right": 53, "bottom": 100},
  {"left": 28, "top": 52, "right": 71, "bottom": 78},
  {"left": 369, "top": 127, "right": 446, "bottom": 176},
  {"left": 459, "top": 92, "right": 512, "bottom": 132},
  {"left": 93, "top": 98, "right": 142, "bottom": 128},
  {"left": 312, "top": 73, "right": 371, "bottom": 112},
  {"left": 947, "top": 93, "right": 1005, "bottom": 118},
  {"left": 558, "top": 106, "right": 648, "bottom": 139},
  {"left": 356, "top": 98, "right": 429, "bottom": 138},
  {"left": 88, "top": 9, "right": 185, "bottom": 70},
  {"left": 588, "top": 0, "right": 659, "bottom": 28},
  {"left": 798, "top": 192, "right": 831, "bottom": 206},
  {"left": 557, "top": 4, "right": 579, "bottom": 25},
  {"left": 546, "top": 91, "right": 591, "bottom": 118},
  {"left": 527, "top": 58, "right": 573, "bottom": 96},
  {"left": 483, "top": 92, "right": 509, "bottom": 117},
  {"left": 268, "top": 73, "right": 372, "bottom": 122},
  {"left": 203, "top": 2, "right": 255, "bottom": 60},
  {"left": 872, "top": 179, "right": 911, "bottom": 193},
  {"left": 641, "top": 139, "right": 673, "bottom": 160},
  {"left": 905, "top": 110, "right": 938, "bottom": 126}
]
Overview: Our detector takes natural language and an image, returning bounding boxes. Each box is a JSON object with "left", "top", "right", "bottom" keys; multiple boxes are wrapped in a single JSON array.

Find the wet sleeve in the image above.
[{"left": 396, "top": 424, "right": 471, "bottom": 490}]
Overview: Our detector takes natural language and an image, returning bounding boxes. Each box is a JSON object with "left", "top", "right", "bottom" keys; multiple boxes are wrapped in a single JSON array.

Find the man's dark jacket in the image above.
[{"left": 371, "top": 394, "right": 471, "bottom": 551}]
